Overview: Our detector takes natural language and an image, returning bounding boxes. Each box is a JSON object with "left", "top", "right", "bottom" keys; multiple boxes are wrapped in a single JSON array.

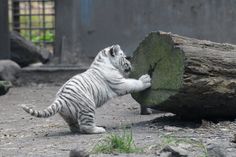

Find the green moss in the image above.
[
  {"left": 0, "top": 81, "right": 12, "bottom": 96},
  {"left": 131, "top": 32, "right": 184, "bottom": 106}
]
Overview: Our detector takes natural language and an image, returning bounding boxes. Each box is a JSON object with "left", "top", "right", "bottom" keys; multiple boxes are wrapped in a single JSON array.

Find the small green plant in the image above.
[
  {"left": 31, "top": 31, "right": 54, "bottom": 43},
  {"left": 92, "top": 130, "right": 142, "bottom": 154}
]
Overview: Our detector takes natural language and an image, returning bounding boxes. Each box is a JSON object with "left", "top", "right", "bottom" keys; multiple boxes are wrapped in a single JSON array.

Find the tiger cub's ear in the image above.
[{"left": 109, "top": 45, "right": 120, "bottom": 57}]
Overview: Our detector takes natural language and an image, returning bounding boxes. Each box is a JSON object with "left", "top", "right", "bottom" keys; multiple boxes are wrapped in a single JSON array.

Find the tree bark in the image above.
[{"left": 131, "top": 31, "right": 236, "bottom": 119}]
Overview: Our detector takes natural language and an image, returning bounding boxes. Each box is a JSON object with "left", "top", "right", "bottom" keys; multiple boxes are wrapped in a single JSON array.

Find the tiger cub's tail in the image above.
[{"left": 21, "top": 99, "right": 62, "bottom": 118}]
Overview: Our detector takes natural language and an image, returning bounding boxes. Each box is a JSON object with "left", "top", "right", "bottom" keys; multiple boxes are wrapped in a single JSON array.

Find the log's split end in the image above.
[{"left": 148, "top": 62, "right": 158, "bottom": 78}]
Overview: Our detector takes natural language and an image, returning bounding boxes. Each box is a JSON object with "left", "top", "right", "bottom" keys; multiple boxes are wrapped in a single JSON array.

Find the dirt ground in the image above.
[{"left": 1, "top": 84, "right": 236, "bottom": 157}]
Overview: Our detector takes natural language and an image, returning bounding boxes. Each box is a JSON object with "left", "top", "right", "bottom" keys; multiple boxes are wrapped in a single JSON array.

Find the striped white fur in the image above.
[{"left": 21, "top": 45, "right": 151, "bottom": 134}]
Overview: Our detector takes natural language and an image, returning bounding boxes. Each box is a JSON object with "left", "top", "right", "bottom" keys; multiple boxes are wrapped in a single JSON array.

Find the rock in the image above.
[
  {"left": 207, "top": 144, "right": 226, "bottom": 157},
  {"left": 69, "top": 149, "right": 90, "bottom": 157},
  {"left": 0, "top": 81, "right": 12, "bottom": 96},
  {"left": 0, "top": 60, "right": 21, "bottom": 82},
  {"left": 163, "top": 126, "right": 181, "bottom": 132},
  {"left": 131, "top": 31, "right": 236, "bottom": 119},
  {"left": 232, "top": 134, "right": 236, "bottom": 143},
  {"left": 160, "top": 145, "right": 189, "bottom": 157},
  {"left": 159, "top": 152, "right": 172, "bottom": 157},
  {"left": 10, "top": 31, "right": 52, "bottom": 67}
]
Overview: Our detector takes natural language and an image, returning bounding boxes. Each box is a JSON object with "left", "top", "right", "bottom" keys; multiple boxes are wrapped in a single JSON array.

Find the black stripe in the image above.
[
  {"left": 61, "top": 93, "right": 94, "bottom": 113},
  {"left": 60, "top": 93, "right": 80, "bottom": 120},
  {"left": 64, "top": 100, "right": 74, "bottom": 118},
  {"left": 73, "top": 77, "right": 89, "bottom": 92}
]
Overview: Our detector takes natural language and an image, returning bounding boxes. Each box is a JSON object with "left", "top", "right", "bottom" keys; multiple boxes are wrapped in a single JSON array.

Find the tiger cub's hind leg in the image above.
[
  {"left": 59, "top": 113, "right": 80, "bottom": 133},
  {"left": 79, "top": 112, "right": 106, "bottom": 134}
]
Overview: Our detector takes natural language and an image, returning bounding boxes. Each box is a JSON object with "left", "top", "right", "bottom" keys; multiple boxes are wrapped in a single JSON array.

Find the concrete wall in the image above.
[
  {"left": 0, "top": 0, "right": 10, "bottom": 59},
  {"left": 55, "top": 0, "right": 236, "bottom": 64}
]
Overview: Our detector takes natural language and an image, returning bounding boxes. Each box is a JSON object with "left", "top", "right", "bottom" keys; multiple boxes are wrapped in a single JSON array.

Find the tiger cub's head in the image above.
[{"left": 108, "top": 45, "right": 132, "bottom": 75}]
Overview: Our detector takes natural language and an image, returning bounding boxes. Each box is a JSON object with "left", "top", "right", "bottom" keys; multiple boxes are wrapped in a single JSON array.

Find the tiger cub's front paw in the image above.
[{"left": 139, "top": 74, "right": 151, "bottom": 89}]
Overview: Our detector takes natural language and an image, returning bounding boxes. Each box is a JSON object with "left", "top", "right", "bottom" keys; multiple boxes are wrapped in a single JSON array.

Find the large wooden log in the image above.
[{"left": 131, "top": 31, "right": 236, "bottom": 119}]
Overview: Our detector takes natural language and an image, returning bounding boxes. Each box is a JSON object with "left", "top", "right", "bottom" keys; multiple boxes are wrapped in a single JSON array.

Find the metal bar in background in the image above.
[
  {"left": 28, "top": 0, "right": 32, "bottom": 41},
  {"left": 12, "top": 0, "right": 53, "bottom": 2},
  {"left": 12, "top": 27, "right": 55, "bottom": 30},
  {"left": 42, "top": 0, "right": 46, "bottom": 47},
  {"left": 12, "top": 0, "right": 20, "bottom": 33},
  {"left": 12, "top": 13, "right": 55, "bottom": 16},
  {"left": 0, "top": 0, "right": 10, "bottom": 59}
]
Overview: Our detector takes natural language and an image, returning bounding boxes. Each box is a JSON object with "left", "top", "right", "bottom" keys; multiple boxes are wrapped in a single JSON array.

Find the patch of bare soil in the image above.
[{"left": 1, "top": 85, "right": 236, "bottom": 157}]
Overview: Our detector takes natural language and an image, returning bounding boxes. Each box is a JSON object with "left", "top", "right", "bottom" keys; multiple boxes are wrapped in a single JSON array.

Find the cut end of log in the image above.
[
  {"left": 131, "top": 31, "right": 236, "bottom": 119},
  {"left": 131, "top": 32, "right": 185, "bottom": 106}
]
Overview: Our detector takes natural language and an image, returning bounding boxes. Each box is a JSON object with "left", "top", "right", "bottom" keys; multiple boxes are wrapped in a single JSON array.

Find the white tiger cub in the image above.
[{"left": 21, "top": 45, "right": 151, "bottom": 134}]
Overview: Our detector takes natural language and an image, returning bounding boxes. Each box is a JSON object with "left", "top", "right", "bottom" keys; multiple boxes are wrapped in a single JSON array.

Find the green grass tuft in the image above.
[{"left": 92, "top": 130, "right": 142, "bottom": 154}]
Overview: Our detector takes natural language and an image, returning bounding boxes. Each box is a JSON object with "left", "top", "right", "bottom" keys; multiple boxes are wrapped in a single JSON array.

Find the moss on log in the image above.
[
  {"left": 131, "top": 31, "right": 236, "bottom": 119},
  {"left": 0, "top": 81, "right": 12, "bottom": 96}
]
